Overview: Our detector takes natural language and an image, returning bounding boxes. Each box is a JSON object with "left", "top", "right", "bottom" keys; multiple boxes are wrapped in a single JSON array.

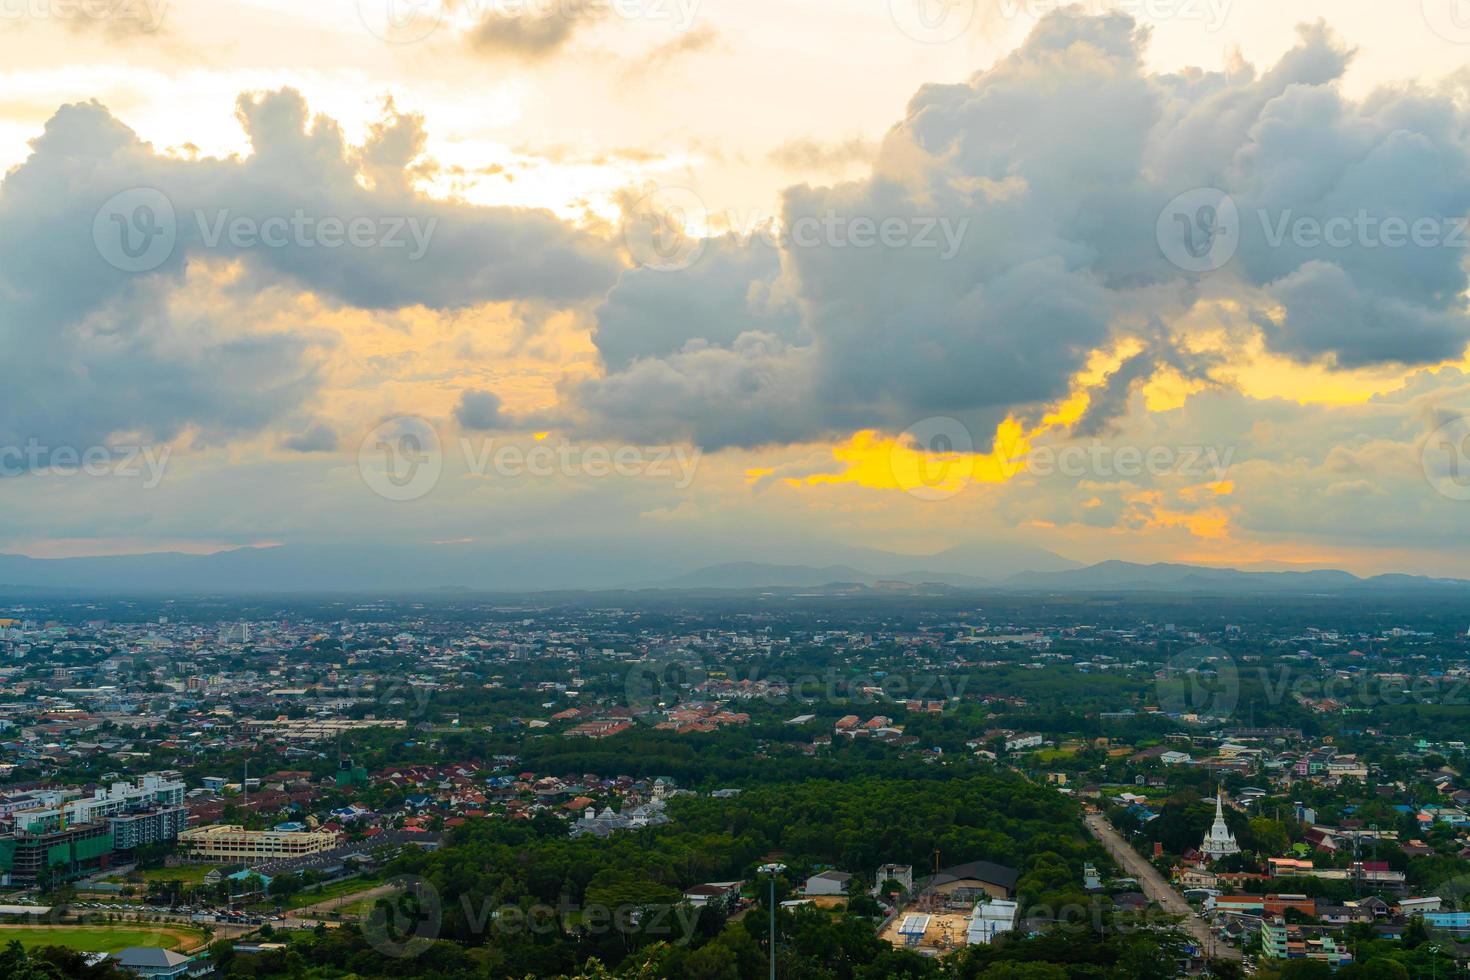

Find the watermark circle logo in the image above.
[
  {"left": 1426, "top": 873, "right": 1470, "bottom": 944},
  {"left": 1157, "top": 187, "right": 1239, "bottom": 273},
  {"left": 1422, "top": 416, "right": 1470, "bottom": 502},
  {"left": 1423, "top": 0, "right": 1470, "bottom": 43},
  {"left": 93, "top": 188, "right": 177, "bottom": 273},
  {"left": 1155, "top": 644, "right": 1239, "bottom": 721},
  {"left": 362, "top": 874, "right": 441, "bottom": 959},
  {"left": 359, "top": 0, "right": 444, "bottom": 43},
  {"left": 358, "top": 416, "right": 443, "bottom": 502},
  {"left": 625, "top": 654, "right": 707, "bottom": 722},
  {"left": 892, "top": 417, "right": 975, "bottom": 501},
  {"left": 624, "top": 187, "right": 707, "bottom": 272},
  {"left": 890, "top": 0, "right": 976, "bottom": 44}
]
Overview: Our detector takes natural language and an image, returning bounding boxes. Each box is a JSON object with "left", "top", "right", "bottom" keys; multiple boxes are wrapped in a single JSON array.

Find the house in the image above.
[
  {"left": 873, "top": 863, "right": 914, "bottom": 897},
  {"left": 1398, "top": 897, "right": 1443, "bottom": 915},
  {"left": 1358, "top": 897, "right": 1392, "bottom": 919},
  {"left": 1318, "top": 905, "right": 1373, "bottom": 926},
  {"left": 1004, "top": 732, "right": 1043, "bottom": 752},
  {"left": 1178, "top": 868, "right": 1218, "bottom": 890},
  {"left": 111, "top": 947, "right": 196, "bottom": 978},
  {"left": 803, "top": 870, "right": 852, "bottom": 896}
]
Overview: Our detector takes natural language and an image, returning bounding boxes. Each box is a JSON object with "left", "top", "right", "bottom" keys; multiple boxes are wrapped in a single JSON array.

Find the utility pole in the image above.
[{"left": 758, "top": 863, "right": 786, "bottom": 980}]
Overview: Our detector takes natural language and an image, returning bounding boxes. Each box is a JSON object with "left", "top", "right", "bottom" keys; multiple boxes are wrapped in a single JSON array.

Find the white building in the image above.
[
  {"left": 873, "top": 863, "right": 914, "bottom": 897},
  {"left": 967, "top": 899, "right": 1019, "bottom": 945},
  {"left": 1200, "top": 789, "right": 1241, "bottom": 860},
  {"left": 11, "top": 774, "right": 185, "bottom": 833},
  {"left": 1004, "top": 732, "right": 1044, "bottom": 752},
  {"left": 803, "top": 870, "right": 852, "bottom": 896}
]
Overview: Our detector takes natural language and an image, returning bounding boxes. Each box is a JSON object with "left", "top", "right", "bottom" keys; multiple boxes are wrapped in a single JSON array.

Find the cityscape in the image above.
[{"left": 0, "top": 592, "right": 1465, "bottom": 977}]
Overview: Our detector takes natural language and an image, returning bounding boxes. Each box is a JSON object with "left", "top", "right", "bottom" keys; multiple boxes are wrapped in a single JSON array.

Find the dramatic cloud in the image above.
[
  {"left": 568, "top": 12, "right": 1470, "bottom": 452},
  {"left": 0, "top": 89, "right": 619, "bottom": 465},
  {"left": 592, "top": 234, "right": 800, "bottom": 373}
]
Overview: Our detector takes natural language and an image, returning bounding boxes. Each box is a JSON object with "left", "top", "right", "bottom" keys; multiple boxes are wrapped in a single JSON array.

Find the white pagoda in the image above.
[{"left": 1200, "top": 787, "right": 1240, "bottom": 860}]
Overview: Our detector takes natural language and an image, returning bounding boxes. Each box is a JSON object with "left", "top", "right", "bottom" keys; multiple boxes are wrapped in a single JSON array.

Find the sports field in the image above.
[{"left": 0, "top": 924, "right": 205, "bottom": 953}]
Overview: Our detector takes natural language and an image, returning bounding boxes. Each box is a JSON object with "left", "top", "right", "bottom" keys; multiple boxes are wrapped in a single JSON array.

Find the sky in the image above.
[{"left": 5, "top": 0, "right": 1470, "bottom": 578}]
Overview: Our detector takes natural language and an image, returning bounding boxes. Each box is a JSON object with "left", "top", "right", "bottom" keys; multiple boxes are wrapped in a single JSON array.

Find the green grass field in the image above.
[
  {"left": 0, "top": 924, "right": 205, "bottom": 954},
  {"left": 130, "top": 865, "right": 214, "bottom": 884},
  {"left": 284, "top": 876, "right": 384, "bottom": 910}
]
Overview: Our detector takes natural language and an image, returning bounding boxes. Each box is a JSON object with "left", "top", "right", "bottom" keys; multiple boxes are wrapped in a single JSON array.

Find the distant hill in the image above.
[
  {"left": 1002, "top": 560, "right": 1470, "bottom": 595},
  {"left": 646, "top": 562, "right": 994, "bottom": 590},
  {"left": 0, "top": 538, "right": 1076, "bottom": 594},
  {"left": 0, "top": 548, "right": 1464, "bottom": 596}
]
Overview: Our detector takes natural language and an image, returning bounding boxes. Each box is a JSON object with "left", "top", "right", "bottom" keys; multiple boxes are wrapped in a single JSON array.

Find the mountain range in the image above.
[{"left": 0, "top": 543, "right": 1466, "bottom": 595}]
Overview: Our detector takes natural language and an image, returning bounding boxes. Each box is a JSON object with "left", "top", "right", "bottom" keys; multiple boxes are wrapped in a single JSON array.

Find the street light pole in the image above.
[{"left": 758, "top": 863, "right": 786, "bottom": 980}]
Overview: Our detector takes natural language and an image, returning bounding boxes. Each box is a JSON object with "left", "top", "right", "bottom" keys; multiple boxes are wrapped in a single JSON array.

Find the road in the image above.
[{"left": 1083, "top": 813, "right": 1240, "bottom": 962}]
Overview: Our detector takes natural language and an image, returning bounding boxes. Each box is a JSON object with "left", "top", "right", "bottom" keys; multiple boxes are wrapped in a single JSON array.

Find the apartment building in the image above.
[
  {"left": 1261, "top": 917, "right": 1352, "bottom": 967},
  {"left": 10, "top": 774, "right": 185, "bottom": 833}
]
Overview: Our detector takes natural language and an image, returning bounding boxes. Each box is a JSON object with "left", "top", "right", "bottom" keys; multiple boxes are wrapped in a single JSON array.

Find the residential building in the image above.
[
  {"left": 1261, "top": 917, "right": 1352, "bottom": 967},
  {"left": 873, "top": 863, "right": 914, "bottom": 896}
]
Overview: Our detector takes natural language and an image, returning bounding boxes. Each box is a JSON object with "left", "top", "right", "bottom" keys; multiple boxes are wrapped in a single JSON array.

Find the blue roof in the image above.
[{"left": 228, "top": 869, "right": 272, "bottom": 883}]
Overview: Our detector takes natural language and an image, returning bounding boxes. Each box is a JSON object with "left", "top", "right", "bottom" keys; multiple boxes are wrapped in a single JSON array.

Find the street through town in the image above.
[{"left": 1083, "top": 812, "right": 1240, "bottom": 961}]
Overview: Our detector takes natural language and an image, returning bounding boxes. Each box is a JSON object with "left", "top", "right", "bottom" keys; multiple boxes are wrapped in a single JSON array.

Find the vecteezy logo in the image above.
[
  {"left": 890, "top": 0, "right": 975, "bottom": 44},
  {"left": 1157, "top": 188, "right": 1239, "bottom": 273},
  {"left": 623, "top": 187, "right": 707, "bottom": 272},
  {"left": 1425, "top": 873, "right": 1470, "bottom": 943},
  {"left": 1423, "top": 0, "right": 1470, "bottom": 43},
  {"left": 1422, "top": 416, "right": 1470, "bottom": 502},
  {"left": 93, "top": 188, "right": 177, "bottom": 273},
  {"left": 358, "top": 0, "right": 444, "bottom": 44},
  {"left": 892, "top": 417, "right": 975, "bottom": 501},
  {"left": 361, "top": 875, "right": 441, "bottom": 959},
  {"left": 358, "top": 416, "right": 443, "bottom": 502},
  {"left": 624, "top": 654, "right": 708, "bottom": 722},
  {"left": 1156, "top": 644, "right": 1239, "bottom": 722}
]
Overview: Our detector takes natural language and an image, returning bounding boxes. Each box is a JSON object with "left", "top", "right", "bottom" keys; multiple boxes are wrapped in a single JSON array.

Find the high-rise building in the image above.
[{"left": 0, "top": 822, "right": 113, "bottom": 885}]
